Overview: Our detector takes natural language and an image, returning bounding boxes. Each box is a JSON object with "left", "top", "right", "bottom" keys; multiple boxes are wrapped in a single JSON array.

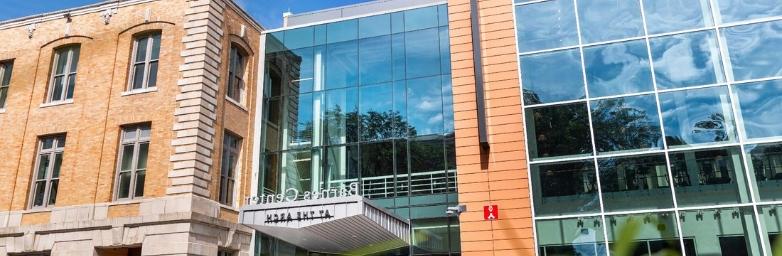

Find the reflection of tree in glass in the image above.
[
  {"left": 360, "top": 110, "right": 417, "bottom": 141},
  {"left": 532, "top": 104, "right": 591, "bottom": 157},
  {"left": 523, "top": 88, "right": 542, "bottom": 105},
  {"left": 591, "top": 98, "right": 661, "bottom": 152}
]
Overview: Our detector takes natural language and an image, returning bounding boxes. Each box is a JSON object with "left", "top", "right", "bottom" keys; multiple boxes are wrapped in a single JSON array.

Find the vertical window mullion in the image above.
[
  {"left": 129, "top": 40, "right": 140, "bottom": 90},
  {"left": 47, "top": 53, "right": 60, "bottom": 102}
]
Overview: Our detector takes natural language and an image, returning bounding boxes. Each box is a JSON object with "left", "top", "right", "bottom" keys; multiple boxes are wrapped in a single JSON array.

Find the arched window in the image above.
[
  {"left": 128, "top": 31, "right": 161, "bottom": 90},
  {"left": 47, "top": 45, "right": 80, "bottom": 103},
  {"left": 227, "top": 45, "right": 248, "bottom": 103}
]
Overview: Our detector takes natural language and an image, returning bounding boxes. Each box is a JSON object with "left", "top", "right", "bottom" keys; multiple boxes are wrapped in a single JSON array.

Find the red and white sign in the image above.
[{"left": 483, "top": 205, "right": 498, "bottom": 220}]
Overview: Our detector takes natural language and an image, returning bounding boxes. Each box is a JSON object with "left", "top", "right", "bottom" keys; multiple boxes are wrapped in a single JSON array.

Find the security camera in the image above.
[{"left": 446, "top": 205, "right": 467, "bottom": 216}]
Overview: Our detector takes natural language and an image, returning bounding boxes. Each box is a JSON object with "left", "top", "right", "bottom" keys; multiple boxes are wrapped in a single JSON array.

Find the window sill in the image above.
[
  {"left": 112, "top": 197, "right": 144, "bottom": 205},
  {"left": 40, "top": 99, "right": 74, "bottom": 108},
  {"left": 0, "top": 108, "right": 6, "bottom": 114},
  {"left": 225, "top": 96, "right": 248, "bottom": 112},
  {"left": 219, "top": 203, "right": 238, "bottom": 212},
  {"left": 25, "top": 206, "right": 54, "bottom": 213},
  {"left": 122, "top": 87, "right": 158, "bottom": 96}
]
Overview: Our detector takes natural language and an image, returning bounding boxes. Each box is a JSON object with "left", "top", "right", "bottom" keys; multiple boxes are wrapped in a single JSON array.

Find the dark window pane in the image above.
[
  {"left": 52, "top": 153, "right": 62, "bottom": 178},
  {"left": 1, "top": 62, "right": 12, "bottom": 86},
  {"left": 745, "top": 143, "right": 782, "bottom": 202},
  {"left": 407, "top": 76, "right": 443, "bottom": 136},
  {"left": 591, "top": 95, "right": 662, "bottom": 153},
  {"left": 69, "top": 47, "right": 80, "bottom": 73},
  {"left": 521, "top": 49, "right": 585, "bottom": 105},
  {"left": 134, "top": 170, "right": 145, "bottom": 197},
  {"left": 660, "top": 86, "right": 737, "bottom": 147},
  {"left": 650, "top": 31, "right": 724, "bottom": 89},
  {"left": 151, "top": 33, "right": 161, "bottom": 59},
  {"left": 526, "top": 103, "right": 592, "bottom": 159},
  {"left": 0, "top": 87, "right": 7, "bottom": 108},
  {"left": 55, "top": 49, "right": 68, "bottom": 75},
  {"left": 404, "top": 6, "right": 438, "bottom": 31},
  {"left": 118, "top": 171, "right": 131, "bottom": 199},
  {"left": 325, "top": 40, "right": 358, "bottom": 89},
  {"left": 584, "top": 40, "right": 653, "bottom": 97},
  {"left": 51, "top": 76, "right": 64, "bottom": 101},
  {"left": 284, "top": 27, "right": 313, "bottom": 49},
  {"left": 359, "top": 83, "right": 396, "bottom": 141},
  {"left": 37, "top": 154, "right": 50, "bottom": 180},
  {"left": 137, "top": 143, "right": 149, "bottom": 169},
  {"left": 147, "top": 61, "right": 158, "bottom": 88},
  {"left": 515, "top": 0, "right": 578, "bottom": 52},
  {"left": 409, "top": 136, "right": 445, "bottom": 195},
  {"left": 577, "top": 0, "right": 643, "bottom": 43},
  {"left": 283, "top": 150, "right": 313, "bottom": 193},
  {"left": 66, "top": 74, "right": 76, "bottom": 99},
  {"left": 735, "top": 79, "right": 782, "bottom": 140},
  {"left": 723, "top": 21, "right": 782, "bottom": 81},
  {"left": 358, "top": 36, "right": 392, "bottom": 85},
  {"left": 359, "top": 14, "right": 390, "bottom": 39},
  {"left": 33, "top": 181, "right": 46, "bottom": 207},
  {"left": 132, "top": 64, "right": 145, "bottom": 89},
  {"left": 531, "top": 160, "right": 600, "bottom": 216},
  {"left": 598, "top": 154, "right": 673, "bottom": 212},
  {"left": 47, "top": 180, "right": 58, "bottom": 205},
  {"left": 361, "top": 141, "right": 395, "bottom": 199},
  {"left": 405, "top": 28, "right": 441, "bottom": 79},
  {"left": 262, "top": 153, "right": 280, "bottom": 194},
  {"left": 262, "top": 97, "right": 282, "bottom": 152},
  {"left": 327, "top": 20, "right": 357, "bottom": 44},
  {"left": 669, "top": 147, "right": 749, "bottom": 206},
  {"left": 121, "top": 144, "right": 134, "bottom": 171},
  {"left": 135, "top": 37, "right": 149, "bottom": 62}
]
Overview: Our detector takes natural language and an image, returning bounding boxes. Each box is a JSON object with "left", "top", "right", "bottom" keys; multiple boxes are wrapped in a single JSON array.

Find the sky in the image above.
[{"left": 0, "top": 0, "right": 373, "bottom": 29}]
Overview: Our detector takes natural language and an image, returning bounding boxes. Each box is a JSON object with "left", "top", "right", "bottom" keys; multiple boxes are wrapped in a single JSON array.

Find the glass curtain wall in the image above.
[
  {"left": 514, "top": 0, "right": 782, "bottom": 255},
  {"left": 260, "top": 4, "right": 459, "bottom": 255}
]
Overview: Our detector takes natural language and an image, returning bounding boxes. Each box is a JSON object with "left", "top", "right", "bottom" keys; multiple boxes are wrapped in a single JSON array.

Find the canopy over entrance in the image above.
[{"left": 240, "top": 195, "right": 410, "bottom": 254}]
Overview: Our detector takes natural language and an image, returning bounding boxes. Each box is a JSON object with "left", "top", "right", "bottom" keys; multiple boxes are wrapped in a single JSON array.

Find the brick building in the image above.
[{"left": 0, "top": 0, "right": 262, "bottom": 255}]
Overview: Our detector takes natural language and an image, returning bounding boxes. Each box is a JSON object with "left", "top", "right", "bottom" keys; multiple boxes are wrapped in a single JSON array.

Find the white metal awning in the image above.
[{"left": 239, "top": 195, "right": 410, "bottom": 254}]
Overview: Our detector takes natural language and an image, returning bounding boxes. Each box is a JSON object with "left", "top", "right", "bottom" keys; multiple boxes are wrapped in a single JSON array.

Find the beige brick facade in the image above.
[{"left": 0, "top": 0, "right": 261, "bottom": 255}]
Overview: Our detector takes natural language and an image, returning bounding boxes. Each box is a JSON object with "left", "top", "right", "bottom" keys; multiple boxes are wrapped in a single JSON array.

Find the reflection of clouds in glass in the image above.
[
  {"left": 716, "top": 0, "right": 782, "bottom": 23},
  {"left": 723, "top": 21, "right": 782, "bottom": 81},
  {"left": 651, "top": 31, "right": 722, "bottom": 89},
  {"left": 735, "top": 80, "right": 782, "bottom": 139},
  {"left": 660, "top": 87, "right": 736, "bottom": 146},
  {"left": 427, "top": 113, "right": 443, "bottom": 124},
  {"left": 578, "top": 0, "right": 643, "bottom": 43},
  {"left": 521, "top": 49, "right": 585, "bottom": 104},
  {"left": 515, "top": 0, "right": 578, "bottom": 52},
  {"left": 643, "top": 0, "right": 711, "bottom": 34},
  {"left": 585, "top": 40, "right": 652, "bottom": 97}
]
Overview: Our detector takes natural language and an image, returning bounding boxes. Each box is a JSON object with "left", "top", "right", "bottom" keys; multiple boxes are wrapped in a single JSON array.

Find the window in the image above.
[
  {"left": 115, "top": 124, "right": 150, "bottom": 200},
  {"left": 219, "top": 131, "right": 241, "bottom": 205},
  {"left": 47, "top": 45, "right": 80, "bottom": 103},
  {"left": 129, "top": 32, "right": 161, "bottom": 90},
  {"left": 30, "top": 135, "right": 65, "bottom": 208},
  {"left": 0, "top": 60, "right": 12, "bottom": 109},
  {"left": 217, "top": 250, "right": 234, "bottom": 256},
  {"left": 227, "top": 45, "right": 247, "bottom": 103}
]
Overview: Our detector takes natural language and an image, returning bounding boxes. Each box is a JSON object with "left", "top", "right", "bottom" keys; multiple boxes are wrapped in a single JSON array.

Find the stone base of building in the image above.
[{"left": 0, "top": 196, "right": 251, "bottom": 256}]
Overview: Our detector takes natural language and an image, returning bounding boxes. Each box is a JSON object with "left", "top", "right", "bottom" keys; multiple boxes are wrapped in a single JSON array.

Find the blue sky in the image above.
[{"left": 0, "top": 0, "right": 372, "bottom": 29}]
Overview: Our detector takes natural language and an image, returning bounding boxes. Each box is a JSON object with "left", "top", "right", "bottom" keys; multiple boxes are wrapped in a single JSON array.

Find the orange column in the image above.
[{"left": 447, "top": 0, "right": 535, "bottom": 255}]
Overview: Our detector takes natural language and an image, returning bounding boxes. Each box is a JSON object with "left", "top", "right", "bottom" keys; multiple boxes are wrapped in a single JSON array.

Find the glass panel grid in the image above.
[{"left": 514, "top": 0, "right": 782, "bottom": 254}]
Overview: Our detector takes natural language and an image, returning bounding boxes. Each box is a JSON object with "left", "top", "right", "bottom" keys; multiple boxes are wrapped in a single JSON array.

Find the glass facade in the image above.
[
  {"left": 515, "top": 0, "right": 782, "bottom": 255},
  {"left": 259, "top": 4, "right": 458, "bottom": 255}
]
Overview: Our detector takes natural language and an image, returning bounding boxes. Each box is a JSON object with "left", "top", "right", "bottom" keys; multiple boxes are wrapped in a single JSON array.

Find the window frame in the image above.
[
  {"left": 0, "top": 60, "right": 13, "bottom": 109},
  {"left": 46, "top": 45, "right": 80, "bottom": 103},
  {"left": 219, "top": 131, "right": 242, "bottom": 205},
  {"left": 29, "top": 135, "right": 66, "bottom": 209},
  {"left": 128, "top": 31, "right": 161, "bottom": 91},
  {"left": 226, "top": 45, "right": 248, "bottom": 105},
  {"left": 113, "top": 124, "right": 151, "bottom": 201}
]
